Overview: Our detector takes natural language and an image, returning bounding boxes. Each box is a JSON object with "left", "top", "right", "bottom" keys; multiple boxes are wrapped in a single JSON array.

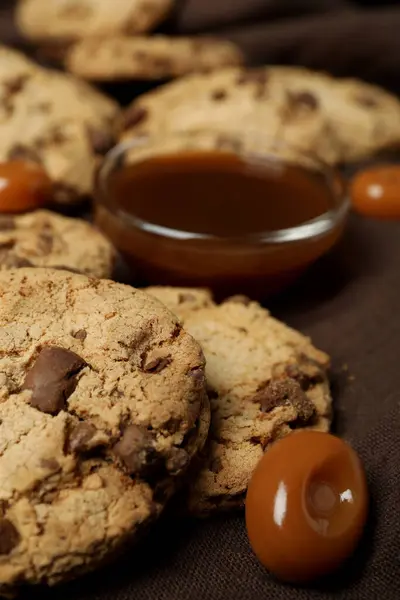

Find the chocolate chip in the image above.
[
  {"left": 8, "top": 145, "right": 42, "bottom": 164},
  {"left": 178, "top": 292, "right": 196, "bottom": 303},
  {"left": 113, "top": 424, "right": 160, "bottom": 477},
  {"left": 211, "top": 89, "right": 227, "bottom": 101},
  {"left": 23, "top": 346, "right": 87, "bottom": 415},
  {"left": 236, "top": 69, "right": 269, "bottom": 86},
  {"left": 142, "top": 355, "right": 171, "bottom": 373},
  {"left": 225, "top": 295, "right": 251, "bottom": 305},
  {"left": 0, "top": 519, "right": 20, "bottom": 555},
  {"left": 288, "top": 91, "right": 319, "bottom": 110},
  {"left": 122, "top": 106, "right": 148, "bottom": 131},
  {"left": 67, "top": 422, "right": 97, "bottom": 453},
  {"left": 72, "top": 329, "right": 87, "bottom": 341},
  {"left": 40, "top": 458, "right": 60, "bottom": 470},
  {"left": 354, "top": 93, "right": 379, "bottom": 108},
  {"left": 210, "top": 456, "right": 223, "bottom": 474},
  {"left": 152, "top": 57, "right": 173, "bottom": 71},
  {"left": 87, "top": 126, "right": 114, "bottom": 155},
  {"left": 253, "top": 379, "right": 315, "bottom": 423},
  {"left": 285, "top": 363, "right": 324, "bottom": 391},
  {"left": 216, "top": 135, "right": 242, "bottom": 154},
  {"left": 190, "top": 367, "right": 205, "bottom": 387},
  {"left": 4, "top": 75, "right": 29, "bottom": 98},
  {"left": 0, "top": 217, "right": 15, "bottom": 231},
  {"left": 166, "top": 447, "right": 189, "bottom": 475}
]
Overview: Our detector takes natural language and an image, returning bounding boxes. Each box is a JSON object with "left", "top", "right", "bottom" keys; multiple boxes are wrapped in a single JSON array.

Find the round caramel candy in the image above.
[
  {"left": 0, "top": 161, "right": 53, "bottom": 213},
  {"left": 245, "top": 431, "right": 368, "bottom": 584},
  {"left": 351, "top": 165, "right": 400, "bottom": 219}
]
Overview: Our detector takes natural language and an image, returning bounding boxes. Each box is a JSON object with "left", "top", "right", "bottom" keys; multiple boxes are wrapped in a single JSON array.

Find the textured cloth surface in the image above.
[
  {"left": 1, "top": 1, "right": 400, "bottom": 598},
  {"left": 22, "top": 202, "right": 400, "bottom": 600}
]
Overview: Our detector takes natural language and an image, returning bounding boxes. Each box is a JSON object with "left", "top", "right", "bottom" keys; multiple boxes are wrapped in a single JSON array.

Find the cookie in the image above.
[
  {"left": 0, "top": 45, "right": 119, "bottom": 204},
  {"left": 119, "top": 66, "right": 400, "bottom": 164},
  {"left": 0, "top": 210, "right": 115, "bottom": 278},
  {"left": 146, "top": 287, "right": 332, "bottom": 514},
  {"left": 0, "top": 269, "right": 209, "bottom": 594},
  {"left": 65, "top": 35, "right": 244, "bottom": 81},
  {"left": 16, "top": 0, "right": 173, "bottom": 42}
]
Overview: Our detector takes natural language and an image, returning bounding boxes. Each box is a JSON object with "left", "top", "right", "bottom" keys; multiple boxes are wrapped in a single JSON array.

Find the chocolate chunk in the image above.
[
  {"left": 211, "top": 89, "right": 227, "bottom": 101},
  {"left": 253, "top": 379, "right": 315, "bottom": 423},
  {"left": 166, "top": 447, "right": 189, "bottom": 475},
  {"left": 210, "top": 456, "right": 223, "bottom": 474},
  {"left": 0, "top": 217, "right": 15, "bottom": 231},
  {"left": 113, "top": 424, "right": 160, "bottom": 476},
  {"left": 285, "top": 362, "right": 324, "bottom": 391},
  {"left": 23, "top": 346, "right": 87, "bottom": 414},
  {"left": 236, "top": 69, "right": 269, "bottom": 86},
  {"left": 72, "top": 329, "right": 87, "bottom": 341},
  {"left": 288, "top": 91, "right": 319, "bottom": 110},
  {"left": 142, "top": 355, "right": 171, "bottom": 373},
  {"left": 225, "top": 295, "right": 252, "bottom": 306},
  {"left": 0, "top": 519, "right": 20, "bottom": 555},
  {"left": 87, "top": 126, "right": 114, "bottom": 155},
  {"left": 68, "top": 422, "right": 97, "bottom": 453},
  {"left": 0, "top": 500, "right": 9, "bottom": 518},
  {"left": 178, "top": 292, "right": 196, "bottom": 303},
  {"left": 8, "top": 145, "right": 42, "bottom": 164},
  {"left": 4, "top": 75, "right": 29, "bottom": 98},
  {"left": 40, "top": 458, "right": 60, "bottom": 470},
  {"left": 354, "top": 93, "right": 379, "bottom": 108},
  {"left": 122, "top": 106, "right": 148, "bottom": 131},
  {"left": 190, "top": 367, "right": 205, "bottom": 387}
]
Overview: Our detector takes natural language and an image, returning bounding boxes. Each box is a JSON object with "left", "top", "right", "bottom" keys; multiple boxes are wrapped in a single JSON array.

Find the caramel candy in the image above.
[
  {"left": 351, "top": 165, "right": 400, "bottom": 219},
  {"left": 0, "top": 161, "right": 52, "bottom": 213},
  {"left": 245, "top": 431, "right": 368, "bottom": 584}
]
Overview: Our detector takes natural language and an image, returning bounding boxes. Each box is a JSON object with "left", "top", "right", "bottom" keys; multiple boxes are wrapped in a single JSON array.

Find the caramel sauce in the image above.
[
  {"left": 95, "top": 150, "right": 344, "bottom": 298},
  {"left": 109, "top": 151, "right": 331, "bottom": 236}
]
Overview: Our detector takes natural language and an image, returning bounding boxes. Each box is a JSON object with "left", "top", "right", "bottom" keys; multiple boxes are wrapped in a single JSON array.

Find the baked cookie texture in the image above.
[
  {"left": 16, "top": 0, "right": 173, "bottom": 42},
  {"left": 65, "top": 35, "right": 244, "bottom": 81},
  {"left": 146, "top": 287, "right": 332, "bottom": 515},
  {"left": 120, "top": 66, "right": 400, "bottom": 164},
  {"left": 0, "top": 45, "right": 119, "bottom": 204},
  {"left": 0, "top": 269, "right": 209, "bottom": 593},
  {"left": 0, "top": 210, "right": 115, "bottom": 279}
]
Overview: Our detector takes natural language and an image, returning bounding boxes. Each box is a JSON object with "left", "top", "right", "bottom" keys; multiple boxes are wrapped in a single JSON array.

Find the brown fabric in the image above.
[{"left": 1, "top": 1, "right": 400, "bottom": 598}]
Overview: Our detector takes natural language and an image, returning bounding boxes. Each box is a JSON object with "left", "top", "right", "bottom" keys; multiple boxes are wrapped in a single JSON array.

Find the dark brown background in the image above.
[{"left": 1, "top": 1, "right": 400, "bottom": 598}]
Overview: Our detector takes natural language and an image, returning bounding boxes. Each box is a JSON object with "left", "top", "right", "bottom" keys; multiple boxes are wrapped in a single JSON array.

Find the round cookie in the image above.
[
  {"left": 119, "top": 66, "right": 400, "bottom": 165},
  {"left": 0, "top": 45, "right": 119, "bottom": 204},
  {"left": 146, "top": 287, "right": 332, "bottom": 515},
  {"left": 0, "top": 269, "right": 209, "bottom": 594},
  {"left": 16, "top": 0, "right": 173, "bottom": 42},
  {"left": 0, "top": 210, "right": 115, "bottom": 278},
  {"left": 65, "top": 35, "right": 244, "bottom": 81}
]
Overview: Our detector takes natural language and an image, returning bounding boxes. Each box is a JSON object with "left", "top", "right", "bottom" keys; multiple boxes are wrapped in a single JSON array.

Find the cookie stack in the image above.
[
  {"left": 16, "top": 0, "right": 244, "bottom": 82},
  {"left": 0, "top": 265, "right": 331, "bottom": 595}
]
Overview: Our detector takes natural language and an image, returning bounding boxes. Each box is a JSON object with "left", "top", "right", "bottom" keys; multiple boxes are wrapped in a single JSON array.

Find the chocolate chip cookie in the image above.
[
  {"left": 0, "top": 269, "right": 209, "bottom": 594},
  {"left": 0, "top": 45, "right": 119, "bottom": 204},
  {"left": 120, "top": 66, "right": 400, "bottom": 164},
  {"left": 16, "top": 0, "right": 173, "bottom": 42},
  {"left": 0, "top": 210, "right": 115, "bottom": 278},
  {"left": 65, "top": 35, "right": 244, "bottom": 81},
  {"left": 146, "top": 287, "right": 332, "bottom": 515}
]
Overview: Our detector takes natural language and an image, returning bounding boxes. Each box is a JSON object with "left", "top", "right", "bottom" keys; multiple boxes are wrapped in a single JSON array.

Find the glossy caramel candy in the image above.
[
  {"left": 245, "top": 431, "right": 368, "bottom": 584},
  {"left": 351, "top": 165, "right": 400, "bottom": 219},
  {"left": 0, "top": 161, "right": 53, "bottom": 213}
]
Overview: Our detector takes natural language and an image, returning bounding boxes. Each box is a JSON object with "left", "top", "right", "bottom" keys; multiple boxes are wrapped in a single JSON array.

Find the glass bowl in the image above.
[{"left": 94, "top": 131, "right": 349, "bottom": 299}]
